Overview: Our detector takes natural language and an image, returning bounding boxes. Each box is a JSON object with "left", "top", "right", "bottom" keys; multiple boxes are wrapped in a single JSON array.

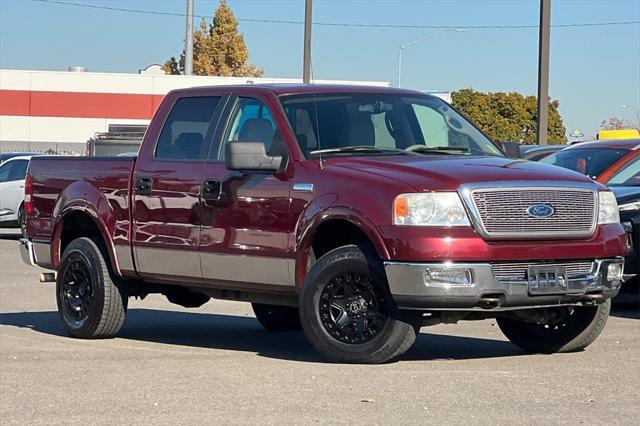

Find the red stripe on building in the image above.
[{"left": 0, "top": 90, "right": 165, "bottom": 119}]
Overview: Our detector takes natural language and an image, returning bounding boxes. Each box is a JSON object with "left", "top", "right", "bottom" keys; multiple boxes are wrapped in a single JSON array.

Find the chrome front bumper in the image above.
[{"left": 385, "top": 258, "right": 625, "bottom": 311}]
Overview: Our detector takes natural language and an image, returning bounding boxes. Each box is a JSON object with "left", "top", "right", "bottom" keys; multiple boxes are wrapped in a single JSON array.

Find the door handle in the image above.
[
  {"left": 135, "top": 176, "right": 153, "bottom": 195},
  {"left": 202, "top": 179, "right": 221, "bottom": 200}
]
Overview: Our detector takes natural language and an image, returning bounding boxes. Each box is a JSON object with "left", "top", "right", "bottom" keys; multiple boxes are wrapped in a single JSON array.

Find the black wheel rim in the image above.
[
  {"left": 319, "top": 272, "right": 388, "bottom": 344},
  {"left": 59, "top": 254, "right": 94, "bottom": 325}
]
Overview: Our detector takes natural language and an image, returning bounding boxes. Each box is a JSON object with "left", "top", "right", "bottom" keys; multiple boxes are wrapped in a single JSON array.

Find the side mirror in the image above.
[{"left": 224, "top": 141, "right": 285, "bottom": 173}]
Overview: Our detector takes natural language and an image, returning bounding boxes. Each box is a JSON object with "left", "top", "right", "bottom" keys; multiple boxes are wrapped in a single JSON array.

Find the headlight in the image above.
[
  {"left": 394, "top": 192, "right": 470, "bottom": 226},
  {"left": 598, "top": 191, "right": 620, "bottom": 225}
]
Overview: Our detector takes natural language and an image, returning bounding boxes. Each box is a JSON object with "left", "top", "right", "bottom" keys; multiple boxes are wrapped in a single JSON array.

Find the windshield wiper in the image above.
[
  {"left": 310, "top": 146, "right": 407, "bottom": 155},
  {"left": 408, "top": 146, "right": 470, "bottom": 155}
]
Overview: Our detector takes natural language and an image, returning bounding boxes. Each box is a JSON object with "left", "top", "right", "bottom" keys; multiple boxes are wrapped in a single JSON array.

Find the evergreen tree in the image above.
[{"left": 163, "top": 0, "right": 263, "bottom": 77}]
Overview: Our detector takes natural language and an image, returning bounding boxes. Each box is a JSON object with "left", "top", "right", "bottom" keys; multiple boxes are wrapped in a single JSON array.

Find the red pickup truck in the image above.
[{"left": 20, "top": 84, "right": 627, "bottom": 363}]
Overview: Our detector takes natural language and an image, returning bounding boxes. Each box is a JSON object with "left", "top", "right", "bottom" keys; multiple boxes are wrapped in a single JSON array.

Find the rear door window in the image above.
[
  {"left": 8, "top": 160, "right": 28, "bottom": 181},
  {"left": 155, "top": 97, "right": 221, "bottom": 160}
]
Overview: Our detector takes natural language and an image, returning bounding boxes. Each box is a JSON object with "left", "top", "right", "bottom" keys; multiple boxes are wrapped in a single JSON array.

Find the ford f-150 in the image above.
[{"left": 20, "top": 84, "right": 627, "bottom": 363}]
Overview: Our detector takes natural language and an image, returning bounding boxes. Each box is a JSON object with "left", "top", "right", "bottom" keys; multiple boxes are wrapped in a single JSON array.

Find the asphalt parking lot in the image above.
[{"left": 1, "top": 229, "right": 639, "bottom": 425}]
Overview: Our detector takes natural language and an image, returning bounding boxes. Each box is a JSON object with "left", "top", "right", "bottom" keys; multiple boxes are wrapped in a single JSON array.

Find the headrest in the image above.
[
  {"left": 345, "top": 116, "right": 375, "bottom": 147},
  {"left": 239, "top": 119, "right": 274, "bottom": 144},
  {"left": 175, "top": 132, "right": 204, "bottom": 159}
]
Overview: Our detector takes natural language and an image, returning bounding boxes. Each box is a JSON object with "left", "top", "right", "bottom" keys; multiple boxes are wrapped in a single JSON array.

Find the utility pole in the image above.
[
  {"left": 303, "top": 0, "right": 313, "bottom": 84},
  {"left": 184, "top": 0, "right": 194, "bottom": 76},
  {"left": 536, "top": 0, "right": 551, "bottom": 145}
]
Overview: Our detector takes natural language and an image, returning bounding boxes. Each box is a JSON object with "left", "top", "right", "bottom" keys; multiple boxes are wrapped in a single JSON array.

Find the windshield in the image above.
[
  {"left": 279, "top": 94, "right": 502, "bottom": 157},
  {"left": 607, "top": 157, "right": 640, "bottom": 186},
  {"left": 540, "top": 148, "right": 628, "bottom": 180}
]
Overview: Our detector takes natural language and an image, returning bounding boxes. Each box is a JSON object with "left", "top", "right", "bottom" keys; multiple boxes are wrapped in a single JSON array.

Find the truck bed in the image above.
[{"left": 27, "top": 156, "right": 135, "bottom": 268}]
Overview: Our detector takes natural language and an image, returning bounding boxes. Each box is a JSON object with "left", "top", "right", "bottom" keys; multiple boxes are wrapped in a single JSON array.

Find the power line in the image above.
[{"left": 31, "top": 0, "right": 640, "bottom": 30}]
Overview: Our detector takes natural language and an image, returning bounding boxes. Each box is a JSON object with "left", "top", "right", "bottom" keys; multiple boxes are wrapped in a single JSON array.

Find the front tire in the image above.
[
  {"left": 497, "top": 300, "right": 611, "bottom": 353},
  {"left": 252, "top": 303, "right": 302, "bottom": 331},
  {"left": 299, "top": 245, "right": 419, "bottom": 364},
  {"left": 56, "top": 237, "right": 127, "bottom": 338}
]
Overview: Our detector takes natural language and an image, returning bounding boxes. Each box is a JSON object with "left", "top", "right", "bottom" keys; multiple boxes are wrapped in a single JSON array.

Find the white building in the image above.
[{"left": 0, "top": 68, "right": 389, "bottom": 153}]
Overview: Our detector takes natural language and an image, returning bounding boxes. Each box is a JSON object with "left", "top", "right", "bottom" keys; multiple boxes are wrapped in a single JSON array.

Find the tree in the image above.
[
  {"left": 601, "top": 114, "right": 640, "bottom": 132},
  {"left": 451, "top": 89, "right": 567, "bottom": 145},
  {"left": 163, "top": 0, "right": 263, "bottom": 77}
]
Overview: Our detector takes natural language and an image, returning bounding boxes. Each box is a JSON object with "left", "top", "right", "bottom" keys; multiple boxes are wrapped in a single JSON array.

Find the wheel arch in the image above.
[
  {"left": 50, "top": 182, "right": 121, "bottom": 275},
  {"left": 294, "top": 207, "right": 390, "bottom": 288}
]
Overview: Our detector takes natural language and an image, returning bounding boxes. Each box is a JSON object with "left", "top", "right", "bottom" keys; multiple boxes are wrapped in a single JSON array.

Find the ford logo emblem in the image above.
[{"left": 527, "top": 204, "right": 555, "bottom": 218}]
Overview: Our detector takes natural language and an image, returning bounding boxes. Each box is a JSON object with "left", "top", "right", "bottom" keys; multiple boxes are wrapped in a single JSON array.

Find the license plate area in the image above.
[{"left": 527, "top": 266, "right": 568, "bottom": 295}]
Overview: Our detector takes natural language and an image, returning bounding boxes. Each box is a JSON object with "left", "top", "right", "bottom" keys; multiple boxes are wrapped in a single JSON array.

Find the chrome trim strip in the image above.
[
  {"left": 458, "top": 181, "right": 599, "bottom": 239},
  {"left": 201, "top": 252, "right": 294, "bottom": 286},
  {"left": 135, "top": 247, "right": 202, "bottom": 278},
  {"left": 114, "top": 244, "right": 135, "bottom": 274},
  {"left": 292, "top": 183, "right": 314, "bottom": 193}
]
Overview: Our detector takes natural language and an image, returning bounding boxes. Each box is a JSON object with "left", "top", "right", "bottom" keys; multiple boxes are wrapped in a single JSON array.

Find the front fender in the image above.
[
  {"left": 50, "top": 181, "right": 121, "bottom": 275},
  {"left": 293, "top": 200, "right": 390, "bottom": 287}
]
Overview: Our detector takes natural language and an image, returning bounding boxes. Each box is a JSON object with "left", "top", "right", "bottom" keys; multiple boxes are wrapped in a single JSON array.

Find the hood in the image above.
[{"left": 327, "top": 155, "right": 601, "bottom": 191}]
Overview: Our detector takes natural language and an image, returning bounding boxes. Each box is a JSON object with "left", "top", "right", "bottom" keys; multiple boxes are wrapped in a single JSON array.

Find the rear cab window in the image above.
[{"left": 155, "top": 97, "right": 221, "bottom": 161}]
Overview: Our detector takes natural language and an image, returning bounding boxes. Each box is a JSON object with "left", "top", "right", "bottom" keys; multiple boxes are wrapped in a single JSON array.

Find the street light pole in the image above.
[
  {"left": 397, "top": 29, "right": 464, "bottom": 88},
  {"left": 184, "top": 0, "right": 194, "bottom": 76},
  {"left": 536, "top": 0, "right": 551, "bottom": 145},
  {"left": 303, "top": 0, "right": 313, "bottom": 84}
]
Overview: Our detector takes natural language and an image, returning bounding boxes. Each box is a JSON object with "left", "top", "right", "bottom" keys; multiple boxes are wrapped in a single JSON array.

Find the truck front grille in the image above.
[
  {"left": 491, "top": 260, "right": 594, "bottom": 282},
  {"left": 470, "top": 188, "right": 596, "bottom": 238}
]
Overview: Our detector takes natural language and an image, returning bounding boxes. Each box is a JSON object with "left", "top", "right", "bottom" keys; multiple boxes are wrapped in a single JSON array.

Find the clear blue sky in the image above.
[{"left": 1, "top": 0, "right": 639, "bottom": 138}]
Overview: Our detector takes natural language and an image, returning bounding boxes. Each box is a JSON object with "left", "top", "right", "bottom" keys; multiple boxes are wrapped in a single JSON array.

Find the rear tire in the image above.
[
  {"left": 18, "top": 204, "right": 26, "bottom": 238},
  {"left": 299, "top": 245, "right": 419, "bottom": 364},
  {"left": 252, "top": 303, "right": 302, "bottom": 331},
  {"left": 497, "top": 300, "right": 611, "bottom": 353},
  {"left": 56, "top": 237, "right": 127, "bottom": 338}
]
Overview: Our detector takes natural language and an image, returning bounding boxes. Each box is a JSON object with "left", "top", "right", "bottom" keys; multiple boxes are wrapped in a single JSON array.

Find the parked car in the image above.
[
  {"left": 607, "top": 162, "right": 640, "bottom": 285},
  {"left": 540, "top": 139, "right": 639, "bottom": 181},
  {"left": 541, "top": 139, "right": 639, "bottom": 283},
  {"left": 0, "top": 155, "right": 38, "bottom": 236},
  {"left": 0, "top": 152, "right": 40, "bottom": 164},
  {"left": 19, "top": 85, "right": 626, "bottom": 363}
]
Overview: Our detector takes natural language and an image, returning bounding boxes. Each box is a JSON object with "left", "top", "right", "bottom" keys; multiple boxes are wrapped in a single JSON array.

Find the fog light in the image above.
[
  {"left": 607, "top": 263, "right": 623, "bottom": 281},
  {"left": 424, "top": 267, "right": 473, "bottom": 287}
]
